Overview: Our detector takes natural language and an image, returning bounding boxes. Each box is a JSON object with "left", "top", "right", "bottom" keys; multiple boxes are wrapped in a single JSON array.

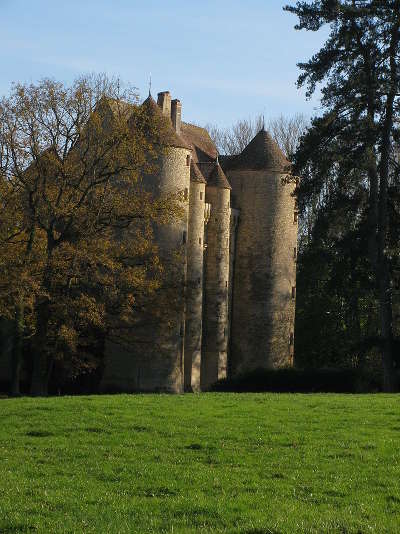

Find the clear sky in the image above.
[{"left": 0, "top": 0, "right": 327, "bottom": 128}]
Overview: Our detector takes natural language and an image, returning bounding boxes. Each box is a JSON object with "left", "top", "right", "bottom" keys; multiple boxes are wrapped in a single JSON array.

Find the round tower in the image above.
[
  {"left": 184, "top": 162, "right": 206, "bottom": 391},
  {"left": 143, "top": 95, "right": 192, "bottom": 392},
  {"left": 101, "top": 94, "right": 191, "bottom": 393},
  {"left": 226, "top": 129, "right": 298, "bottom": 375},
  {"left": 201, "top": 163, "right": 232, "bottom": 389}
]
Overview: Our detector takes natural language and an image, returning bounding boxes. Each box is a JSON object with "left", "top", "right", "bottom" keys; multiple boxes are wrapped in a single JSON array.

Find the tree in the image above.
[
  {"left": 0, "top": 75, "right": 179, "bottom": 395},
  {"left": 285, "top": 0, "right": 400, "bottom": 390}
]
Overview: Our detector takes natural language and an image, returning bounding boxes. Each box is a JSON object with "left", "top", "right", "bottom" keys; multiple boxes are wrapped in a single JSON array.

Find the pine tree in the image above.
[{"left": 285, "top": 0, "right": 400, "bottom": 390}]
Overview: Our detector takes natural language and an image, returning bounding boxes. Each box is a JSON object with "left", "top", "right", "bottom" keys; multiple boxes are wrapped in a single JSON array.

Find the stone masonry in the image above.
[{"left": 100, "top": 90, "right": 298, "bottom": 392}]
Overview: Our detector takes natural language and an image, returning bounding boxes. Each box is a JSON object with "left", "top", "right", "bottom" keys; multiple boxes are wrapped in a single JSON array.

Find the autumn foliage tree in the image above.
[{"left": 0, "top": 75, "right": 179, "bottom": 395}]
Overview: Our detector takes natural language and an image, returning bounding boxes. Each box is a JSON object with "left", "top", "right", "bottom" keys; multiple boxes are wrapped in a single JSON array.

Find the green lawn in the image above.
[{"left": 1, "top": 394, "right": 400, "bottom": 533}]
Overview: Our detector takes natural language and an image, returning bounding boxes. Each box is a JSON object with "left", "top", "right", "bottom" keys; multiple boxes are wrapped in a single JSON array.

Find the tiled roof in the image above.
[
  {"left": 198, "top": 162, "right": 231, "bottom": 190},
  {"left": 180, "top": 122, "right": 218, "bottom": 163},
  {"left": 227, "top": 129, "right": 291, "bottom": 172},
  {"left": 141, "top": 95, "right": 191, "bottom": 150},
  {"left": 190, "top": 161, "right": 206, "bottom": 184}
]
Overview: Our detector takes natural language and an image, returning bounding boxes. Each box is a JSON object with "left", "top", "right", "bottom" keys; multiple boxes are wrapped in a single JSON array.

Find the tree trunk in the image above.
[
  {"left": 30, "top": 300, "right": 51, "bottom": 396},
  {"left": 10, "top": 303, "right": 24, "bottom": 397}
]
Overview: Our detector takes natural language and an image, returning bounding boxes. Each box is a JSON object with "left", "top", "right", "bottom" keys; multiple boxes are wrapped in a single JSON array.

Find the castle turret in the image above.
[
  {"left": 201, "top": 163, "right": 232, "bottom": 389},
  {"left": 101, "top": 94, "right": 192, "bottom": 393},
  {"left": 225, "top": 129, "right": 297, "bottom": 374},
  {"left": 184, "top": 162, "right": 206, "bottom": 391}
]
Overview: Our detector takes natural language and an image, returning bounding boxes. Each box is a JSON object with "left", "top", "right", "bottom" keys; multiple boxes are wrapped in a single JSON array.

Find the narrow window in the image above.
[
  {"left": 227, "top": 201, "right": 230, "bottom": 208},
  {"left": 199, "top": 237, "right": 202, "bottom": 245},
  {"left": 186, "top": 155, "right": 190, "bottom": 166},
  {"left": 294, "top": 211, "right": 298, "bottom": 223},
  {"left": 225, "top": 280, "right": 228, "bottom": 288},
  {"left": 290, "top": 332, "right": 294, "bottom": 346},
  {"left": 182, "top": 231, "right": 187, "bottom": 244},
  {"left": 200, "top": 191, "right": 203, "bottom": 200},
  {"left": 291, "top": 286, "right": 296, "bottom": 299},
  {"left": 184, "top": 188, "right": 189, "bottom": 200},
  {"left": 293, "top": 247, "right": 297, "bottom": 260}
]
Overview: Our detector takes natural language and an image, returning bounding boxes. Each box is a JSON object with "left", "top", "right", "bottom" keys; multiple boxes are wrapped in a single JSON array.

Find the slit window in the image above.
[
  {"left": 291, "top": 286, "right": 296, "bottom": 299},
  {"left": 225, "top": 280, "right": 228, "bottom": 288},
  {"left": 200, "top": 192, "right": 203, "bottom": 200},
  {"left": 186, "top": 155, "right": 190, "bottom": 166},
  {"left": 293, "top": 247, "right": 297, "bottom": 260},
  {"left": 199, "top": 237, "right": 202, "bottom": 245},
  {"left": 294, "top": 211, "right": 298, "bottom": 223},
  {"left": 182, "top": 231, "right": 187, "bottom": 244},
  {"left": 290, "top": 332, "right": 294, "bottom": 345}
]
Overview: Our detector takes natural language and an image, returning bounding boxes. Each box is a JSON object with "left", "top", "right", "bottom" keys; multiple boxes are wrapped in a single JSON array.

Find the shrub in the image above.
[{"left": 210, "top": 367, "right": 383, "bottom": 393}]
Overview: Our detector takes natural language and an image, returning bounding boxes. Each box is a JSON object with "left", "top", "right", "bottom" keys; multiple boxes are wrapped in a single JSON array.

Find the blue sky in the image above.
[{"left": 0, "top": 0, "right": 327, "bottom": 127}]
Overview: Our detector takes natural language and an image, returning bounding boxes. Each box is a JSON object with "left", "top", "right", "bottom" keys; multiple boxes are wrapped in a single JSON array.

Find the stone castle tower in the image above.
[{"left": 100, "top": 90, "right": 298, "bottom": 393}]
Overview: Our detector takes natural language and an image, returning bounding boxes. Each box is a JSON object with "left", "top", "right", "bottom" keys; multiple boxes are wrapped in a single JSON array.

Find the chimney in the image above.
[
  {"left": 157, "top": 91, "right": 171, "bottom": 118},
  {"left": 171, "top": 99, "right": 182, "bottom": 134}
]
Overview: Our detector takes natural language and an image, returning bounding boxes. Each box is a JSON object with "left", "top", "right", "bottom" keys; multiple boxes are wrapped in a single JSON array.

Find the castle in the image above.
[{"left": 100, "top": 90, "right": 298, "bottom": 393}]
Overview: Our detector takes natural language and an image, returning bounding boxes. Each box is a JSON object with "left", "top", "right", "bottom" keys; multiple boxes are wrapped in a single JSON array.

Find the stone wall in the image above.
[
  {"left": 101, "top": 147, "right": 191, "bottom": 393},
  {"left": 184, "top": 180, "right": 206, "bottom": 391},
  {"left": 227, "top": 170, "right": 297, "bottom": 374},
  {"left": 201, "top": 186, "right": 231, "bottom": 389}
]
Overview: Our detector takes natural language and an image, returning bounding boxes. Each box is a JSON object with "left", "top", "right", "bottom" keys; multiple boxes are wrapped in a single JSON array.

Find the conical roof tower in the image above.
[
  {"left": 229, "top": 128, "right": 291, "bottom": 172},
  {"left": 207, "top": 162, "right": 232, "bottom": 189},
  {"left": 140, "top": 95, "right": 190, "bottom": 150}
]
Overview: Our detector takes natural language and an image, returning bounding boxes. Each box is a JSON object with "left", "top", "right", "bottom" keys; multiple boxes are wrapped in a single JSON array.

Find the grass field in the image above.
[{"left": 1, "top": 394, "right": 400, "bottom": 533}]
